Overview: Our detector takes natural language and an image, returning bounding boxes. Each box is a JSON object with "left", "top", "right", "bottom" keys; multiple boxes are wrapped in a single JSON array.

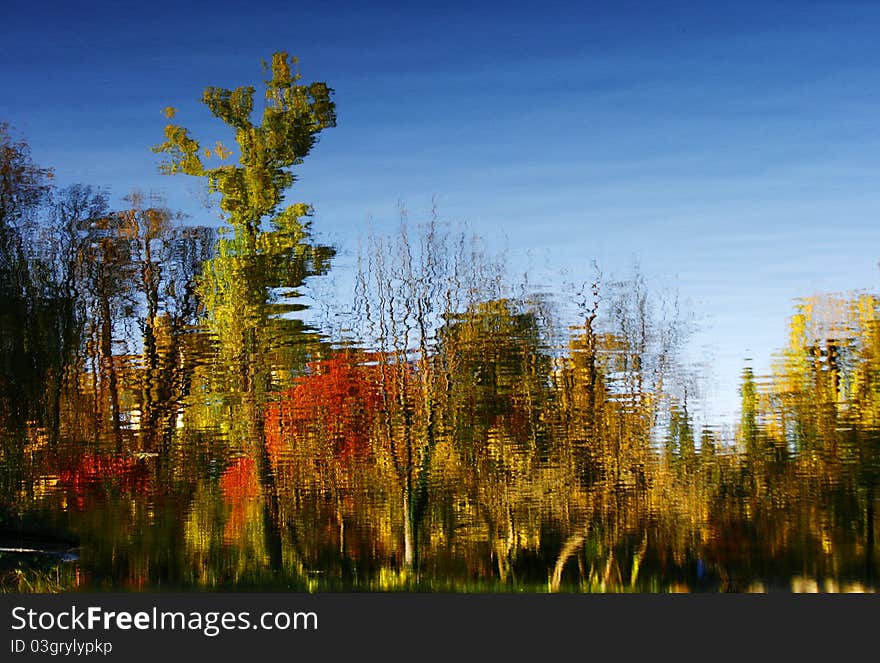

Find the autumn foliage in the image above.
[
  {"left": 265, "top": 352, "right": 384, "bottom": 462},
  {"left": 59, "top": 453, "right": 151, "bottom": 510},
  {"left": 219, "top": 456, "right": 260, "bottom": 543}
]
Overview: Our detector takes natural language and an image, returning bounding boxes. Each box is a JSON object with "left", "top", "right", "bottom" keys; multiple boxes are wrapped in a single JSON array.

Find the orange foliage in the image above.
[
  {"left": 220, "top": 457, "right": 260, "bottom": 502},
  {"left": 265, "top": 352, "right": 385, "bottom": 462},
  {"left": 220, "top": 456, "right": 260, "bottom": 543}
]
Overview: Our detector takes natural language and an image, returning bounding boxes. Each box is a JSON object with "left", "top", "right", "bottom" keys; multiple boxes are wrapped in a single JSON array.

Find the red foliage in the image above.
[
  {"left": 59, "top": 453, "right": 151, "bottom": 510},
  {"left": 265, "top": 352, "right": 385, "bottom": 462}
]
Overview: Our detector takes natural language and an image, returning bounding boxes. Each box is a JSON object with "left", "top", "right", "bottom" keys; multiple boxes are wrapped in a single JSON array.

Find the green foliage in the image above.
[
  {"left": 152, "top": 52, "right": 336, "bottom": 232},
  {"left": 4, "top": 53, "right": 880, "bottom": 591}
]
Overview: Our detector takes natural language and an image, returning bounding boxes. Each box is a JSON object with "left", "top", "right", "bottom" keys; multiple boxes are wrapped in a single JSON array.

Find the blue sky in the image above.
[{"left": 3, "top": 0, "right": 880, "bottom": 424}]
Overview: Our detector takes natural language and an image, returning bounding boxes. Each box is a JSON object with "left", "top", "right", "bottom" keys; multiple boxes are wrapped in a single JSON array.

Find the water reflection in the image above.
[
  {"left": 2, "top": 107, "right": 878, "bottom": 594},
  {"left": 1, "top": 202, "right": 877, "bottom": 592}
]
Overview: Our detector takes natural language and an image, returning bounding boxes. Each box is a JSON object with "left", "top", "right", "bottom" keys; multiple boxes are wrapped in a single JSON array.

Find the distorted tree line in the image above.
[
  {"left": 1, "top": 52, "right": 877, "bottom": 593},
  {"left": 0, "top": 128, "right": 214, "bottom": 444}
]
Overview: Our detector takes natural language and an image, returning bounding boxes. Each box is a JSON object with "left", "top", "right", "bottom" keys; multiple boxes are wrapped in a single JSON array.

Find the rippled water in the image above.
[{"left": 0, "top": 190, "right": 877, "bottom": 593}]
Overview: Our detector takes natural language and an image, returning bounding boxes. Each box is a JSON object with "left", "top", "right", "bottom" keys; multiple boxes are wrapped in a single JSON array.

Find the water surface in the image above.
[{"left": 1, "top": 189, "right": 877, "bottom": 593}]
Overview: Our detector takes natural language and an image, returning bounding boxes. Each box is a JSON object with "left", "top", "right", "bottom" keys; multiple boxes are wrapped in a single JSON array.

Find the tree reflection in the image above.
[{"left": 2, "top": 56, "right": 879, "bottom": 592}]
